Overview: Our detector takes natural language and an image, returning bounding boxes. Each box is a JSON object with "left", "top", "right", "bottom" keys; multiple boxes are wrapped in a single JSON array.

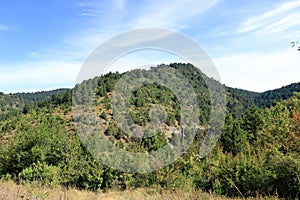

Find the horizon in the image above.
[
  {"left": 2, "top": 63, "right": 299, "bottom": 94},
  {"left": 3, "top": 81, "right": 298, "bottom": 95},
  {"left": 1, "top": 0, "right": 300, "bottom": 93}
]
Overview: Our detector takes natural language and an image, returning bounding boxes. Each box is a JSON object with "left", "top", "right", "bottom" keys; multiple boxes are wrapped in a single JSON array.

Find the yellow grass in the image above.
[{"left": 0, "top": 181, "right": 279, "bottom": 200}]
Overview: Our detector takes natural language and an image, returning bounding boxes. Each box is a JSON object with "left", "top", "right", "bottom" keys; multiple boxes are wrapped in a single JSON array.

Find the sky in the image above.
[{"left": 0, "top": 0, "right": 300, "bottom": 93}]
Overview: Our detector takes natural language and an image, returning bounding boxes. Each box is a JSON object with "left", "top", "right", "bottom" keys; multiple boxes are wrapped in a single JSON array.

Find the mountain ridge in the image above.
[{"left": 1, "top": 63, "right": 300, "bottom": 119}]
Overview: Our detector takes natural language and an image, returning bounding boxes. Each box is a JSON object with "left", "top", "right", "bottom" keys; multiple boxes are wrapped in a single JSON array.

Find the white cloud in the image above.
[
  {"left": 213, "top": 49, "right": 300, "bottom": 92},
  {"left": 77, "top": 0, "right": 219, "bottom": 28},
  {"left": 238, "top": 0, "right": 300, "bottom": 33},
  {"left": 131, "top": 0, "right": 219, "bottom": 29},
  {"left": 207, "top": 0, "right": 300, "bottom": 92},
  {"left": 67, "top": 0, "right": 219, "bottom": 52},
  {"left": 263, "top": 12, "right": 300, "bottom": 33},
  {"left": 57, "top": 0, "right": 220, "bottom": 77},
  {"left": 77, "top": 0, "right": 125, "bottom": 17}
]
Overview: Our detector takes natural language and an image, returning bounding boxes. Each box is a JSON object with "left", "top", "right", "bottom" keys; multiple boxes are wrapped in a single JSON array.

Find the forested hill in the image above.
[
  {"left": 258, "top": 82, "right": 300, "bottom": 107},
  {"left": 1, "top": 63, "right": 300, "bottom": 119},
  {"left": 6, "top": 88, "right": 70, "bottom": 103},
  {"left": 225, "top": 82, "right": 300, "bottom": 116},
  {"left": 0, "top": 88, "right": 70, "bottom": 121},
  {"left": 0, "top": 63, "right": 299, "bottom": 198}
]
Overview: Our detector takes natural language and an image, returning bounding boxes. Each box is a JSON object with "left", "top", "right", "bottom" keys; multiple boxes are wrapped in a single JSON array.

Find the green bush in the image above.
[
  {"left": 19, "top": 161, "right": 60, "bottom": 186},
  {"left": 266, "top": 153, "right": 300, "bottom": 199}
]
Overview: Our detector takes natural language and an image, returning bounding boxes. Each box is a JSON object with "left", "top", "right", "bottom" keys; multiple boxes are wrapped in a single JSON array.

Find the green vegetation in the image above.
[{"left": 0, "top": 63, "right": 299, "bottom": 199}]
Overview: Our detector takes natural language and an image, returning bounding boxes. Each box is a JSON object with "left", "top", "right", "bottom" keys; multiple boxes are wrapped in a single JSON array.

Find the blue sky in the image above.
[{"left": 0, "top": 0, "right": 300, "bottom": 93}]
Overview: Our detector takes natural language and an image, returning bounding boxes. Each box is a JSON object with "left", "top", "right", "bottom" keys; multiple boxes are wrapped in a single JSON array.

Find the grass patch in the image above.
[{"left": 0, "top": 181, "right": 280, "bottom": 200}]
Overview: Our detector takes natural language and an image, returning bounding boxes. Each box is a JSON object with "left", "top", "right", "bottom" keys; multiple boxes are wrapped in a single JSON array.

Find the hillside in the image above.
[
  {"left": 0, "top": 63, "right": 299, "bottom": 199},
  {"left": 0, "top": 88, "right": 70, "bottom": 121},
  {"left": 258, "top": 82, "right": 300, "bottom": 107}
]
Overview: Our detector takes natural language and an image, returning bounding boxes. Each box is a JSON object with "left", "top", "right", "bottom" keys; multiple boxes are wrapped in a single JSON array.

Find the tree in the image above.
[
  {"left": 22, "top": 103, "right": 32, "bottom": 114},
  {"left": 241, "top": 107, "right": 264, "bottom": 143},
  {"left": 221, "top": 114, "right": 248, "bottom": 156}
]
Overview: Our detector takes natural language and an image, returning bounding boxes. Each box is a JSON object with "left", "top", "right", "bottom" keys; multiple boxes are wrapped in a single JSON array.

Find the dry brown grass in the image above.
[{"left": 0, "top": 181, "right": 279, "bottom": 200}]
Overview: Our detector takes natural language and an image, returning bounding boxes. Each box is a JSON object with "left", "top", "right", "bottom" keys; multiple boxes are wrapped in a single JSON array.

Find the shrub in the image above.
[{"left": 19, "top": 161, "right": 60, "bottom": 186}]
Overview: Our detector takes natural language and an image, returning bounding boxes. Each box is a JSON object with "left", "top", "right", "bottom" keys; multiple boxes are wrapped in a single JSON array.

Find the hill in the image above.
[
  {"left": 0, "top": 63, "right": 299, "bottom": 199},
  {"left": 258, "top": 82, "right": 300, "bottom": 107},
  {"left": 0, "top": 88, "right": 70, "bottom": 121}
]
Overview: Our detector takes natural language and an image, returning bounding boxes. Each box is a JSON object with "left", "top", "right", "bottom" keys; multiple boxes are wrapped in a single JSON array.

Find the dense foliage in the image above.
[{"left": 0, "top": 63, "right": 299, "bottom": 199}]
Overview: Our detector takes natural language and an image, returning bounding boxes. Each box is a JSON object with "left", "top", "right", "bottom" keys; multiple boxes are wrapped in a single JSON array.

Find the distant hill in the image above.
[
  {"left": 11, "top": 88, "right": 71, "bottom": 104},
  {"left": 225, "top": 82, "right": 300, "bottom": 116},
  {"left": 258, "top": 82, "right": 300, "bottom": 107},
  {"left": 0, "top": 88, "right": 70, "bottom": 121}
]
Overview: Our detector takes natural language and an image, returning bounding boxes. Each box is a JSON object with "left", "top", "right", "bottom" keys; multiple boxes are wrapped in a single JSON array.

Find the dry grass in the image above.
[{"left": 0, "top": 181, "right": 279, "bottom": 200}]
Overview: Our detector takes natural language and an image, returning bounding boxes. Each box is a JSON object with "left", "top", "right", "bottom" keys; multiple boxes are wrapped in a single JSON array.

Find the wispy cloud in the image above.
[
  {"left": 131, "top": 0, "right": 219, "bottom": 29},
  {"left": 0, "top": 23, "right": 9, "bottom": 31},
  {"left": 77, "top": 0, "right": 125, "bottom": 17},
  {"left": 208, "top": 3, "right": 299, "bottom": 60},
  {"left": 237, "top": 0, "right": 300, "bottom": 34},
  {"left": 75, "top": 0, "right": 211, "bottom": 39},
  {"left": 45, "top": 0, "right": 129, "bottom": 61},
  {"left": 28, "top": 48, "right": 84, "bottom": 61},
  {"left": 58, "top": 0, "right": 220, "bottom": 66},
  {"left": 263, "top": 12, "right": 300, "bottom": 33},
  {"left": 204, "top": 0, "right": 300, "bottom": 92}
]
